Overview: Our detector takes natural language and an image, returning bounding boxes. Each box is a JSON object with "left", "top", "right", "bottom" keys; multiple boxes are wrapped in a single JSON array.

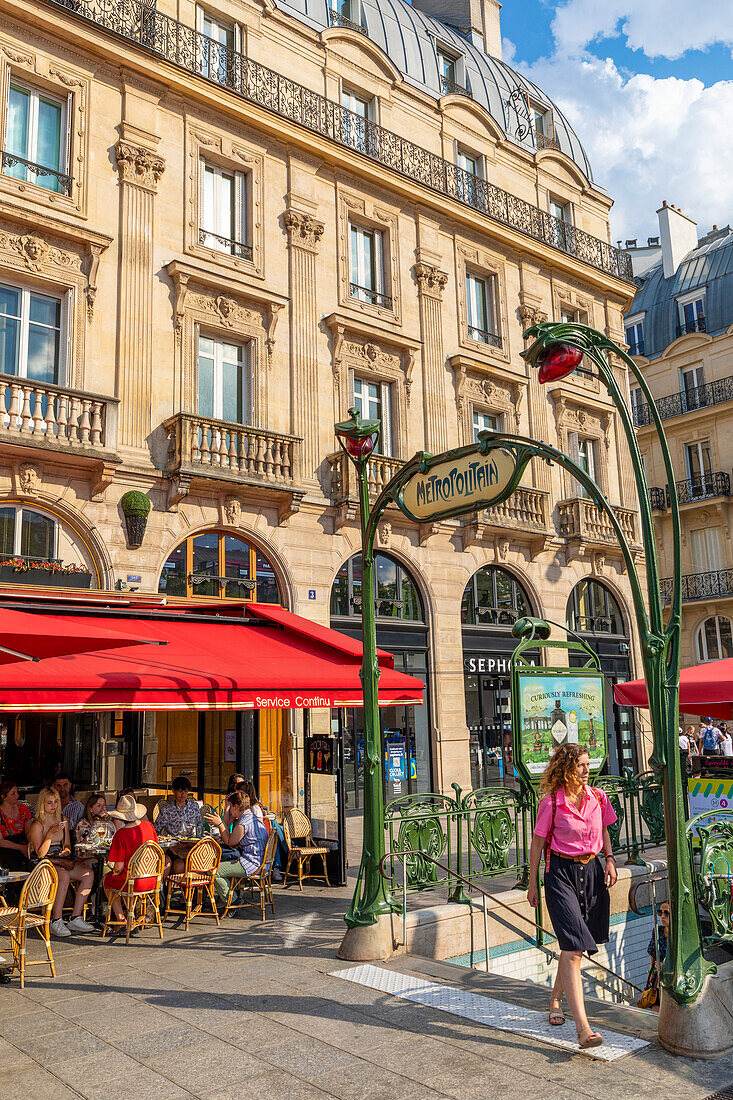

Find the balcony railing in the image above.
[
  {"left": 40, "top": 0, "right": 633, "bottom": 282},
  {"left": 677, "top": 315, "right": 706, "bottom": 337},
  {"left": 467, "top": 325, "right": 502, "bottom": 348},
  {"left": 632, "top": 374, "right": 733, "bottom": 426},
  {"left": 328, "top": 450, "right": 402, "bottom": 503},
  {"left": 648, "top": 486, "right": 667, "bottom": 510},
  {"left": 349, "top": 283, "right": 393, "bottom": 309},
  {"left": 480, "top": 487, "right": 550, "bottom": 532},
  {"left": 165, "top": 412, "right": 301, "bottom": 487},
  {"left": 627, "top": 340, "right": 644, "bottom": 356},
  {"left": 557, "top": 496, "right": 638, "bottom": 547},
  {"left": 534, "top": 129, "right": 560, "bottom": 152},
  {"left": 328, "top": 8, "right": 367, "bottom": 34},
  {"left": 0, "top": 375, "right": 118, "bottom": 453},
  {"left": 198, "top": 228, "right": 253, "bottom": 260},
  {"left": 676, "top": 471, "right": 730, "bottom": 504},
  {"left": 661, "top": 570, "right": 733, "bottom": 603},
  {"left": 440, "top": 75, "right": 470, "bottom": 97},
  {"left": 1, "top": 150, "right": 73, "bottom": 196}
]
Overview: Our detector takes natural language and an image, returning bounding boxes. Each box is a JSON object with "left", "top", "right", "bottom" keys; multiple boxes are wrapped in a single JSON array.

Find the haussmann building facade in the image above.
[{"left": 0, "top": 0, "right": 641, "bottom": 829}]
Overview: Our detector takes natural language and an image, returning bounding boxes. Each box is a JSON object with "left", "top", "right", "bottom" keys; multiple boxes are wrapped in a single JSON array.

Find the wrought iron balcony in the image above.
[
  {"left": 40, "top": 0, "right": 633, "bottom": 282},
  {"left": 660, "top": 570, "right": 733, "bottom": 603},
  {"left": 573, "top": 614, "right": 622, "bottom": 635},
  {"left": 626, "top": 340, "right": 644, "bottom": 356},
  {"left": 349, "top": 283, "right": 393, "bottom": 309},
  {"left": 0, "top": 374, "right": 118, "bottom": 457},
  {"left": 1, "top": 151, "right": 73, "bottom": 196},
  {"left": 676, "top": 315, "right": 706, "bottom": 337},
  {"left": 632, "top": 374, "right": 733, "bottom": 426},
  {"left": 648, "top": 486, "right": 667, "bottom": 510},
  {"left": 467, "top": 325, "right": 502, "bottom": 349},
  {"left": 198, "top": 228, "right": 253, "bottom": 260},
  {"left": 534, "top": 129, "right": 560, "bottom": 152},
  {"left": 328, "top": 8, "right": 367, "bottom": 34},
  {"left": 440, "top": 75, "right": 470, "bottom": 97},
  {"left": 676, "top": 471, "right": 730, "bottom": 504},
  {"left": 557, "top": 496, "right": 639, "bottom": 548}
]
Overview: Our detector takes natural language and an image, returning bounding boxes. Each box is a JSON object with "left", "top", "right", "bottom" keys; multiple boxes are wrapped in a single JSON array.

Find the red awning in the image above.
[
  {"left": 0, "top": 602, "right": 423, "bottom": 712},
  {"left": 614, "top": 658, "right": 733, "bottom": 719},
  {"left": 0, "top": 607, "right": 162, "bottom": 664}
]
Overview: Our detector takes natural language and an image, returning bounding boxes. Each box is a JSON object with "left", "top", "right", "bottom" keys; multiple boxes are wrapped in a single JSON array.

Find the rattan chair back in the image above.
[
  {"left": 20, "top": 859, "right": 58, "bottom": 911},
  {"left": 185, "top": 836, "right": 220, "bottom": 875},
  {"left": 283, "top": 807, "right": 313, "bottom": 848},
  {"left": 125, "top": 841, "right": 165, "bottom": 886},
  {"left": 260, "top": 827, "right": 278, "bottom": 877}
]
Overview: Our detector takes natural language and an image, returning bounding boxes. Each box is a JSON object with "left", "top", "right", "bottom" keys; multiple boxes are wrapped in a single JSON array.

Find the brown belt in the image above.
[{"left": 555, "top": 852, "right": 597, "bottom": 865}]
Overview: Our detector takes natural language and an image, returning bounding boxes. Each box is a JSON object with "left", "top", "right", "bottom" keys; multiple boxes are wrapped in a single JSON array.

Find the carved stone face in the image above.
[
  {"left": 224, "top": 497, "right": 241, "bottom": 525},
  {"left": 497, "top": 537, "right": 510, "bottom": 561},
  {"left": 18, "top": 463, "right": 40, "bottom": 494}
]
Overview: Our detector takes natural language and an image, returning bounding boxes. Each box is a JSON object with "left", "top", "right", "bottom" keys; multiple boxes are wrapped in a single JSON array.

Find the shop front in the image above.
[{"left": 461, "top": 564, "right": 539, "bottom": 789}]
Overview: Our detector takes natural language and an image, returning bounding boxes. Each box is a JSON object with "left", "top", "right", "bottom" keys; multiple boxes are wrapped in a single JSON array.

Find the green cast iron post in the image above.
[{"left": 522, "top": 321, "right": 713, "bottom": 1004}]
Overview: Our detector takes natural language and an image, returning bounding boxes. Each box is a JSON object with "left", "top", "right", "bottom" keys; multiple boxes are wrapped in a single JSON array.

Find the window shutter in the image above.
[
  {"left": 198, "top": 159, "right": 206, "bottom": 242},
  {"left": 374, "top": 228, "right": 384, "bottom": 296},
  {"left": 63, "top": 92, "right": 72, "bottom": 176},
  {"left": 568, "top": 431, "right": 580, "bottom": 496},
  {"left": 380, "top": 380, "right": 392, "bottom": 456},
  {"left": 234, "top": 21, "right": 242, "bottom": 53},
  {"left": 234, "top": 170, "right": 245, "bottom": 247}
]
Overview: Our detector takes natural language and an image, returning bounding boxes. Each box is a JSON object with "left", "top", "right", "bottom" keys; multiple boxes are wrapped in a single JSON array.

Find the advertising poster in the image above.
[
  {"left": 687, "top": 777, "right": 733, "bottom": 836},
  {"left": 516, "top": 670, "right": 607, "bottom": 777}
]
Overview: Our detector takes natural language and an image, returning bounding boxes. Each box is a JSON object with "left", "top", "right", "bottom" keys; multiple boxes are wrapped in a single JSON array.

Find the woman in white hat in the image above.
[{"left": 103, "top": 795, "right": 157, "bottom": 923}]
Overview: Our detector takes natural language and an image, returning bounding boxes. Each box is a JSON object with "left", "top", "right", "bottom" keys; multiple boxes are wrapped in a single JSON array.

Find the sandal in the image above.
[
  {"left": 548, "top": 998, "right": 565, "bottom": 1026},
  {"left": 577, "top": 1026, "right": 604, "bottom": 1049}
]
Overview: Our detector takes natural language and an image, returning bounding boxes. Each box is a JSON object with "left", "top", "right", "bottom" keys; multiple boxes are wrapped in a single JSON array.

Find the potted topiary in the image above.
[{"left": 120, "top": 490, "right": 151, "bottom": 549}]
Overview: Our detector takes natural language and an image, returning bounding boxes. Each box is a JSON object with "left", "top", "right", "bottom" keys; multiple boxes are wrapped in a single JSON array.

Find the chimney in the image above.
[
  {"left": 411, "top": 0, "right": 502, "bottom": 58},
  {"left": 657, "top": 200, "right": 698, "bottom": 279}
]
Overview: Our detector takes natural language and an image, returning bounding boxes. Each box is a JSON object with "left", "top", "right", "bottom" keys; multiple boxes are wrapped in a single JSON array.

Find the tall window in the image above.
[
  {"left": 567, "top": 579, "right": 624, "bottom": 635},
  {"left": 197, "top": 334, "right": 250, "bottom": 423},
  {"left": 159, "top": 532, "right": 280, "bottom": 602},
  {"left": 696, "top": 616, "right": 733, "bottom": 662},
  {"left": 0, "top": 282, "right": 62, "bottom": 384},
  {"left": 4, "top": 82, "right": 69, "bottom": 194},
  {"left": 473, "top": 410, "right": 499, "bottom": 441},
  {"left": 461, "top": 565, "right": 531, "bottom": 627},
  {"left": 550, "top": 197, "right": 572, "bottom": 224},
  {"left": 331, "top": 552, "right": 422, "bottom": 621},
  {"left": 681, "top": 364, "right": 704, "bottom": 411},
  {"left": 341, "top": 88, "right": 373, "bottom": 154},
  {"left": 196, "top": 9, "right": 235, "bottom": 84},
  {"left": 466, "top": 272, "right": 498, "bottom": 346},
  {"left": 349, "top": 223, "right": 388, "bottom": 307},
  {"left": 625, "top": 320, "right": 644, "bottom": 356},
  {"left": 200, "top": 161, "right": 248, "bottom": 257},
  {"left": 685, "top": 439, "right": 713, "bottom": 493},
  {"left": 679, "top": 295, "right": 705, "bottom": 335},
  {"left": 0, "top": 505, "right": 56, "bottom": 561},
  {"left": 456, "top": 147, "right": 482, "bottom": 202},
  {"left": 630, "top": 386, "right": 645, "bottom": 423},
  {"left": 353, "top": 376, "right": 391, "bottom": 456},
  {"left": 570, "top": 434, "right": 595, "bottom": 497},
  {"left": 691, "top": 527, "right": 723, "bottom": 575}
]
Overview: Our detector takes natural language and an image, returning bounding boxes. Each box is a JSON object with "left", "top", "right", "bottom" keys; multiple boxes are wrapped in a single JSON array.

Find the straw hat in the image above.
[{"left": 109, "top": 794, "right": 147, "bottom": 822}]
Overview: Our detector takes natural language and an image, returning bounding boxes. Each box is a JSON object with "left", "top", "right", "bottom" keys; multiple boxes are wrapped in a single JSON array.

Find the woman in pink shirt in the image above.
[{"left": 528, "top": 744, "right": 618, "bottom": 1049}]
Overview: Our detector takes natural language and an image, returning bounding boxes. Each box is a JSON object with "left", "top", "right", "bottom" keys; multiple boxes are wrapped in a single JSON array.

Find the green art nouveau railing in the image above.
[
  {"left": 686, "top": 809, "right": 733, "bottom": 947},
  {"left": 384, "top": 770, "right": 666, "bottom": 900}
]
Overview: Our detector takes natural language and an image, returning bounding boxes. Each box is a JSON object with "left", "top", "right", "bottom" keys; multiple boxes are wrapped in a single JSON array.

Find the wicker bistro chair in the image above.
[
  {"left": 282, "top": 808, "right": 330, "bottom": 890},
  {"left": 0, "top": 859, "right": 58, "bottom": 988},
  {"left": 222, "top": 829, "right": 278, "bottom": 920},
  {"left": 164, "top": 837, "right": 221, "bottom": 930},
  {"left": 101, "top": 841, "right": 165, "bottom": 945}
]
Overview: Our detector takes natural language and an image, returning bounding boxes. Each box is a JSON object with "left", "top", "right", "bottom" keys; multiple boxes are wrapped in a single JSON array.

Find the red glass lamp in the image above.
[
  {"left": 537, "top": 342, "right": 584, "bottom": 383},
  {"left": 335, "top": 407, "right": 381, "bottom": 463}
]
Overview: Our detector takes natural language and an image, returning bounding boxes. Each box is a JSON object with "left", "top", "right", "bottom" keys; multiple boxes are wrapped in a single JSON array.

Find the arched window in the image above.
[
  {"left": 330, "top": 553, "right": 423, "bottom": 622},
  {"left": 0, "top": 503, "right": 95, "bottom": 586},
  {"left": 158, "top": 532, "right": 280, "bottom": 602},
  {"left": 696, "top": 616, "right": 733, "bottom": 662},
  {"left": 460, "top": 565, "right": 531, "bottom": 627},
  {"left": 567, "top": 579, "right": 625, "bottom": 636}
]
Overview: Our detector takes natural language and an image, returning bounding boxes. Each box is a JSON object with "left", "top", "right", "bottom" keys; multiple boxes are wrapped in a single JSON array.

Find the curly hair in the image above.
[{"left": 540, "top": 744, "right": 590, "bottom": 796}]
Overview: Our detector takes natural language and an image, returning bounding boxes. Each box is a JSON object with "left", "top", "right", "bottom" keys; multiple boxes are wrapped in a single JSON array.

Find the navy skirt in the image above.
[{"left": 544, "top": 853, "right": 610, "bottom": 954}]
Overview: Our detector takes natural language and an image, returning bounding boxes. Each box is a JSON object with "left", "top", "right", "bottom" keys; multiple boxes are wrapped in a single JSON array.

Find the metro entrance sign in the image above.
[{"left": 396, "top": 445, "right": 523, "bottom": 522}]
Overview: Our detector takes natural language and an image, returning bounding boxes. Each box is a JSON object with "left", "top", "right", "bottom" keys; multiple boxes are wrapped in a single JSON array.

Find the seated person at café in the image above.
[
  {"left": 54, "top": 773, "right": 85, "bottom": 831},
  {"left": 155, "top": 776, "right": 203, "bottom": 877},
  {"left": 207, "top": 790, "right": 268, "bottom": 905},
  {"left": 104, "top": 795, "right": 158, "bottom": 923},
  {"left": 76, "top": 793, "right": 116, "bottom": 845},
  {"left": 237, "top": 780, "right": 268, "bottom": 823},
  {"left": 0, "top": 780, "right": 32, "bottom": 871},
  {"left": 29, "top": 788, "right": 95, "bottom": 937}
]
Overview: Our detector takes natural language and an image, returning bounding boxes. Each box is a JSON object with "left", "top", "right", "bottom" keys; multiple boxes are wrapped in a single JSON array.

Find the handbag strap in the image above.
[{"left": 544, "top": 792, "right": 557, "bottom": 874}]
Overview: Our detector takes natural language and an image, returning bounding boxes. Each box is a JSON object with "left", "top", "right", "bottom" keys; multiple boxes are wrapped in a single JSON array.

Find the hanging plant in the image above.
[{"left": 120, "top": 490, "right": 151, "bottom": 549}]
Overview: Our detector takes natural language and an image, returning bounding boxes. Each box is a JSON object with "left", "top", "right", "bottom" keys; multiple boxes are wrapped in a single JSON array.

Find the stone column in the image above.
[
  {"left": 285, "top": 210, "right": 324, "bottom": 482},
  {"left": 114, "top": 140, "right": 165, "bottom": 449},
  {"left": 414, "top": 262, "right": 449, "bottom": 455}
]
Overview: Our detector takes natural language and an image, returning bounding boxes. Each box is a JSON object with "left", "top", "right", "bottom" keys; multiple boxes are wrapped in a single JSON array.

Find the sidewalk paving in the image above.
[{"left": 3, "top": 879, "right": 733, "bottom": 1100}]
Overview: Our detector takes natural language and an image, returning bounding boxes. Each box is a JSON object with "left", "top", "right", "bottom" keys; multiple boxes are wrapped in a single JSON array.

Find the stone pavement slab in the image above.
[{"left": 0, "top": 877, "right": 732, "bottom": 1099}]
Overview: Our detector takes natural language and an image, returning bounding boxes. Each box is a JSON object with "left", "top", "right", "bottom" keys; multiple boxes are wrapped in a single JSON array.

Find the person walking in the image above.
[
  {"left": 700, "top": 718, "right": 723, "bottom": 756},
  {"left": 527, "top": 744, "right": 618, "bottom": 1049},
  {"left": 720, "top": 724, "right": 733, "bottom": 757}
]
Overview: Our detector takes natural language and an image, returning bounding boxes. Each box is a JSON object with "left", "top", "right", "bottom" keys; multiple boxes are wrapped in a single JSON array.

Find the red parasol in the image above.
[{"left": 614, "top": 658, "right": 733, "bottom": 719}]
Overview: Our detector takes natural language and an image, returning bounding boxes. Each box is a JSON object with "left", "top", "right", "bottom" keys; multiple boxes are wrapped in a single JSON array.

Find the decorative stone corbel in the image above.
[
  {"left": 171, "top": 271, "right": 191, "bottom": 344},
  {"left": 85, "top": 243, "right": 104, "bottom": 322},
  {"left": 402, "top": 346, "right": 416, "bottom": 407},
  {"left": 91, "top": 462, "right": 117, "bottom": 501},
  {"left": 462, "top": 516, "right": 481, "bottom": 550},
  {"left": 419, "top": 522, "right": 440, "bottom": 546},
  {"left": 284, "top": 210, "right": 324, "bottom": 252},
  {"left": 166, "top": 474, "right": 192, "bottom": 512},
  {"left": 266, "top": 302, "right": 284, "bottom": 364},
  {"left": 413, "top": 262, "right": 448, "bottom": 299},
  {"left": 115, "top": 141, "right": 166, "bottom": 192}
]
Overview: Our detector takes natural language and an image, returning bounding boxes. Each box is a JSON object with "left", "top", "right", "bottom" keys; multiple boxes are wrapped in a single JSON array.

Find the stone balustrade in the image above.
[
  {"left": 557, "top": 496, "right": 638, "bottom": 547},
  {"left": 482, "top": 487, "right": 549, "bottom": 531},
  {"left": 164, "top": 412, "right": 302, "bottom": 487},
  {"left": 0, "top": 374, "right": 118, "bottom": 454},
  {"left": 328, "top": 450, "right": 403, "bottom": 502}
]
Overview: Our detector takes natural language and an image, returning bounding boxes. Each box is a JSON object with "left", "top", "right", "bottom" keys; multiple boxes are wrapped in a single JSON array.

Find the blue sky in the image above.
[{"left": 500, "top": 0, "right": 733, "bottom": 240}]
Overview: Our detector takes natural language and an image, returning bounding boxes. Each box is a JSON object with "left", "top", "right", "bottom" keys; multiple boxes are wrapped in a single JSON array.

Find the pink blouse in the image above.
[{"left": 534, "top": 786, "right": 617, "bottom": 857}]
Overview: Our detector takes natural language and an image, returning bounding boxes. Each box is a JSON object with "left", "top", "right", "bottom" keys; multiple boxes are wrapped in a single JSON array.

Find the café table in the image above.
[{"left": 75, "top": 845, "right": 111, "bottom": 925}]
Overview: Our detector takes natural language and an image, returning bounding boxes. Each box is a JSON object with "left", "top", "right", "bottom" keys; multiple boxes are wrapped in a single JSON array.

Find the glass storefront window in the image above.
[
  {"left": 567, "top": 579, "right": 623, "bottom": 635},
  {"left": 331, "top": 552, "right": 422, "bottom": 622},
  {"left": 461, "top": 565, "right": 530, "bottom": 626},
  {"left": 0, "top": 507, "right": 15, "bottom": 556},
  {"left": 158, "top": 532, "right": 281, "bottom": 603}
]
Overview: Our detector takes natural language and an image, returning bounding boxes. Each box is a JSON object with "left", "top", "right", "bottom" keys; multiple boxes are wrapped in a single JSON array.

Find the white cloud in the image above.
[
  {"left": 515, "top": 50, "right": 733, "bottom": 240},
  {"left": 551, "top": 0, "right": 733, "bottom": 60}
]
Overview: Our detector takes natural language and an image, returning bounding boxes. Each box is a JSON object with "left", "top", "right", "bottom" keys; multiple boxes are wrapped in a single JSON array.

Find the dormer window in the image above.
[
  {"left": 529, "top": 99, "right": 558, "bottom": 151},
  {"left": 625, "top": 317, "right": 645, "bottom": 357},
  {"left": 329, "top": 0, "right": 365, "bottom": 33},
  {"left": 437, "top": 48, "right": 467, "bottom": 96},
  {"left": 677, "top": 292, "right": 706, "bottom": 337}
]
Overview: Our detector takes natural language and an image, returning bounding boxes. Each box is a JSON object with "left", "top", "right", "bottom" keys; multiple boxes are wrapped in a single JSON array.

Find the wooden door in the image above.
[
  {"left": 156, "top": 712, "right": 198, "bottom": 787},
  {"left": 258, "top": 708, "right": 285, "bottom": 814}
]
